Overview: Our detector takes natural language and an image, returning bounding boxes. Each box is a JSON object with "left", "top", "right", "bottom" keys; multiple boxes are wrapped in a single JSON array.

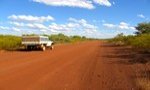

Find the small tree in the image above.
[
  {"left": 115, "top": 33, "right": 124, "bottom": 38},
  {"left": 135, "top": 22, "right": 150, "bottom": 34}
]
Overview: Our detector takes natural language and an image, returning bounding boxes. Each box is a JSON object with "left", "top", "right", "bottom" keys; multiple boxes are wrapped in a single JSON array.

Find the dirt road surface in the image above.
[{"left": 0, "top": 41, "right": 138, "bottom": 90}]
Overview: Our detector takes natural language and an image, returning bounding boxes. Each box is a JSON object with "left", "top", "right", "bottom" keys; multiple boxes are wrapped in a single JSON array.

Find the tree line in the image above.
[{"left": 110, "top": 22, "right": 150, "bottom": 51}]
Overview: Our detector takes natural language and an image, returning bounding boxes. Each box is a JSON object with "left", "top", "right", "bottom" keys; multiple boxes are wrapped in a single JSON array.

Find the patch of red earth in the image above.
[{"left": 0, "top": 41, "right": 148, "bottom": 90}]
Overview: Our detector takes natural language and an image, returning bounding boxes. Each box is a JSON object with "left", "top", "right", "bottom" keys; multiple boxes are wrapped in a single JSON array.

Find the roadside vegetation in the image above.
[
  {"left": 109, "top": 22, "right": 150, "bottom": 51},
  {"left": 109, "top": 22, "right": 150, "bottom": 90},
  {"left": 0, "top": 34, "right": 93, "bottom": 50},
  {"left": 48, "top": 33, "right": 90, "bottom": 44},
  {"left": 0, "top": 35, "right": 21, "bottom": 50}
]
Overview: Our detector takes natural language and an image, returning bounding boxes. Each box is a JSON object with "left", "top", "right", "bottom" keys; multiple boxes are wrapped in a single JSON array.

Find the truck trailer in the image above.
[{"left": 22, "top": 36, "right": 54, "bottom": 51}]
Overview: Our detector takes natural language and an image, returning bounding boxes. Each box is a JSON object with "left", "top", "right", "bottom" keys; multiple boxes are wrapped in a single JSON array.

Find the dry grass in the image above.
[
  {"left": 137, "top": 78, "right": 150, "bottom": 90},
  {"left": 135, "top": 64, "right": 150, "bottom": 90}
]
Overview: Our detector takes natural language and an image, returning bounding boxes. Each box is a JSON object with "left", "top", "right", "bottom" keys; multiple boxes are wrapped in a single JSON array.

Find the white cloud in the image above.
[
  {"left": 67, "top": 23, "right": 79, "bottom": 28},
  {"left": 68, "top": 17, "right": 77, "bottom": 22},
  {"left": 12, "top": 27, "right": 21, "bottom": 32},
  {"left": 0, "top": 26, "right": 10, "bottom": 30},
  {"left": 27, "top": 23, "right": 48, "bottom": 29},
  {"left": 119, "top": 22, "right": 135, "bottom": 30},
  {"left": 8, "top": 15, "right": 54, "bottom": 23},
  {"left": 32, "top": 0, "right": 112, "bottom": 9},
  {"left": 0, "top": 26, "right": 21, "bottom": 32},
  {"left": 103, "top": 22, "right": 135, "bottom": 30},
  {"left": 6, "top": 13, "right": 138, "bottom": 38},
  {"left": 10, "top": 22, "right": 48, "bottom": 30},
  {"left": 40, "top": 29, "right": 47, "bottom": 32},
  {"left": 9, "top": 17, "right": 98, "bottom": 35},
  {"left": 119, "top": 22, "right": 130, "bottom": 29},
  {"left": 103, "top": 23, "right": 116, "bottom": 28},
  {"left": 137, "top": 14, "right": 145, "bottom": 19},
  {"left": 9, "top": 22, "right": 25, "bottom": 27},
  {"left": 93, "top": 0, "right": 112, "bottom": 7},
  {"left": 33, "top": 0, "right": 94, "bottom": 9},
  {"left": 49, "top": 18, "right": 98, "bottom": 34},
  {"left": 49, "top": 23, "right": 70, "bottom": 32},
  {"left": 68, "top": 18, "right": 98, "bottom": 33}
]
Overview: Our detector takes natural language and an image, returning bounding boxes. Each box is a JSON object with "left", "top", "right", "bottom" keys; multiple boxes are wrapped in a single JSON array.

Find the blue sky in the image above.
[{"left": 0, "top": 0, "right": 149, "bottom": 38}]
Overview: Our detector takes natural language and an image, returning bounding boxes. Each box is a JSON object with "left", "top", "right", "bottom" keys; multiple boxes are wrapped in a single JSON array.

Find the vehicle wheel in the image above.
[
  {"left": 41, "top": 45, "right": 46, "bottom": 51},
  {"left": 27, "top": 46, "right": 31, "bottom": 51},
  {"left": 50, "top": 45, "right": 54, "bottom": 50}
]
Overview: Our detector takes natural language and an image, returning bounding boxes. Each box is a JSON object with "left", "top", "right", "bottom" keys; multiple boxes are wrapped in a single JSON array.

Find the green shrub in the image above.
[
  {"left": 70, "top": 35, "right": 86, "bottom": 43},
  {"left": 109, "top": 33, "right": 127, "bottom": 45},
  {"left": 110, "top": 34, "right": 150, "bottom": 49},
  {"left": 48, "top": 33, "right": 88, "bottom": 44},
  {"left": 48, "top": 33, "right": 71, "bottom": 44},
  {"left": 0, "top": 35, "right": 21, "bottom": 50},
  {"left": 129, "top": 34, "right": 150, "bottom": 49}
]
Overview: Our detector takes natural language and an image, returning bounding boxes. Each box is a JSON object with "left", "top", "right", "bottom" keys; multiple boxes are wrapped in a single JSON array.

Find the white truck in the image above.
[{"left": 22, "top": 36, "right": 54, "bottom": 51}]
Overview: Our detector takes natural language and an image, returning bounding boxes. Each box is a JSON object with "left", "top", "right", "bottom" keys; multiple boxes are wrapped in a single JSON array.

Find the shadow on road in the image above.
[
  {"left": 101, "top": 44, "right": 150, "bottom": 65},
  {"left": 136, "top": 70, "right": 150, "bottom": 80},
  {"left": 101, "top": 43, "right": 150, "bottom": 90},
  {"left": 14, "top": 48, "right": 44, "bottom": 52}
]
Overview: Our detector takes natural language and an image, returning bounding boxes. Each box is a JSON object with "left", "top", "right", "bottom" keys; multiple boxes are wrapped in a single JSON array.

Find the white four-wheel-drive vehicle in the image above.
[{"left": 22, "top": 36, "right": 54, "bottom": 51}]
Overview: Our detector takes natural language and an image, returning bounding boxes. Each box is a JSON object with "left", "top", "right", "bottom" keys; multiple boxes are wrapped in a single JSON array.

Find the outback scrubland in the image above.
[{"left": 0, "top": 22, "right": 150, "bottom": 90}]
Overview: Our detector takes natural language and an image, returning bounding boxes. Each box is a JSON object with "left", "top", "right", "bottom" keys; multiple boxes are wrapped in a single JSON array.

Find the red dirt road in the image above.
[{"left": 0, "top": 41, "right": 138, "bottom": 90}]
